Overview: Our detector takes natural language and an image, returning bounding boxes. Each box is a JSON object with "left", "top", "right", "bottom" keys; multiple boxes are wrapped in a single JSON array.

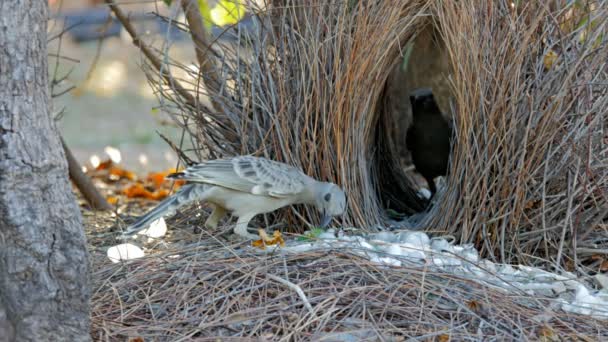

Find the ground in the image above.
[{"left": 81, "top": 176, "right": 607, "bottom": 341}]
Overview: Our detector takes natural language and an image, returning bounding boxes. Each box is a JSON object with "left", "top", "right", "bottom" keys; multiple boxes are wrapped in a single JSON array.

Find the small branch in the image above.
[
  {"left": 103, "top": 0, "right": 211, "bottom": 114},
  {"left": 267, "top": 274, "right": 314, "bottom": 314},
  {"left": 180, "top": 0, "right": 234, "bottom": 129},
  {"left": 180, "top": 0, "right": 222, "bottom": 95},
  {"left": 156, "top": 130, "right": 196, "bottom": 167},
  {"left": 61, "top": 136, "right": 112, "bottom": 211},
  {"left": 104, "top": 0, "right": 236, "bottom": 140}
]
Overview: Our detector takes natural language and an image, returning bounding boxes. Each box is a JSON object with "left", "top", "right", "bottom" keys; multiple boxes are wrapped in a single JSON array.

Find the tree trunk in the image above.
[{"left": 0, "top": 1, "right": 91, "bottom": 341}]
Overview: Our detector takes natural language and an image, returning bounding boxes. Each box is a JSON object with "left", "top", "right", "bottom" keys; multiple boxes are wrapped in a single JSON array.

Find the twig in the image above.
[
  {"left": 179, "top": 0, "right": 221, "bottom": 99},
  {"left": 156, "top": 130, "right": 196, "bottom": 167},
  {"left": 103, "top": 0, "right": 212, "bottom": 114},
  {"left": 266, "top": 274, "right": 314, "bottom": 314},
  {"left": 179, "top": 0, "right": 233, "bottom": 129},
  {"left": 61, "top": 136, "right": 112, "bottom": 211}
]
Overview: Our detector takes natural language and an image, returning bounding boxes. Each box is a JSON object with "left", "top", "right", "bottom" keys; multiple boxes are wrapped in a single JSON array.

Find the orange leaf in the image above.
[
  {"left": 106, "top": 196, "right": 119, "bottom": 205},
  {"left": 437, "top": 334, "right": 450, "bottom": 342},
  {"left": 150, "top": 189, "right": 170, "bottom": 201},
  {"left": 123, "top": 184, "right": 149, "bottom": 198},
  {"left": 251, "top": 239, "right": 267, "bottom": 250},
  {"left": 146, "top": 172, "right": 167, "bottom": 189},
  {"left": 95, "top": 159, "right": 114, "bottom": 170},
  {"left": 543, "top": 50, "right": 558, "bottom": 70},
  {"left": 467, "top": 300, "right": 481, "bottom": 311},
  {"left": 109, "top": 167, "right": 136, "bottom": 181},
  {"left": 122, "top": 184, "right": 170, "bottom": 201},
  {"left": 146, "top": 168, "right": 186, "bottom": 189},
  {"left": 252, "top": 230, "right": 285, "bottom": 249}
]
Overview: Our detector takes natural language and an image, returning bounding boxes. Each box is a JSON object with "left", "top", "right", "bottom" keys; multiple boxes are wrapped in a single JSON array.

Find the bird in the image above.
[
  {"left": 121, "top": 156, "right": 347, "bottom": 240},
  {"left": 406, "top": 88, "right": 453, "bottom": 198}
]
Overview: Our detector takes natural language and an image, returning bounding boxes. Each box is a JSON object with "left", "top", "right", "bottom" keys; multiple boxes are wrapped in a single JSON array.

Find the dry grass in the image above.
[
  {"left": 88, "top": 218, "right": 607, "bottom": 340},
  {"left": 427, "top": 1, "right": 608, "bottom": 271}
]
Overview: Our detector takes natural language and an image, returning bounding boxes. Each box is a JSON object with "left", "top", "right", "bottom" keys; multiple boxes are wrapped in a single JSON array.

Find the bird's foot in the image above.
[
  {"left": 234, "top": 224, "right": 261, "bottom": 240},
  {"left": 204, "top": 205, "right": 227, "bottom": 229}
]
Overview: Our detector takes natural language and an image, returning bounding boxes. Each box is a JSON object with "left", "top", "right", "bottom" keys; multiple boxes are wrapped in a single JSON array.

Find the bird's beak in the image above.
[{"left": 319, "top": 212, "right": 332, "bottom": 228}]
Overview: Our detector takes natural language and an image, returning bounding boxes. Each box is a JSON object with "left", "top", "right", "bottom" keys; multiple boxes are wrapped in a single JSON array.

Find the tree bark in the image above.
[{"left": 0, "top": 0, "right": 91, "bottom": 341}]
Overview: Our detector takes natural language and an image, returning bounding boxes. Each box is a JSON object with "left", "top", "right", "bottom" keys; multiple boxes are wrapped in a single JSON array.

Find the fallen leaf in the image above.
[
  {"left": 146, "top": 168, "right": 185, "bottom": 189},
  {"left": 106, "top": 196, "right": 119, "bottom": 205},
  {"left": 252, "top": 230, "right": 285, "bottom": 249},
  {"left": 537, "top": 325, "right": 558, "bottom": 341},
  {"left": 251, "top": 239, "right": 266, "bottom": 250},
  {"left": 543, "top": 50, "right": 558, "bottom": 70},
  {"left": 95, "top": 159, "right": 114, "bottom": 171},
  {"left": 123, "top": 183, "right": 170, "bottom": 201},
  {"left": 467, "top": 300, "right": 481, "bottom": 311},
  {"left": 147, "top": 171, "right": 168, "bottom": 189},
  {"left": 437, "top": 334, "right": 450, "bottom": 342},
  {"left": 591, "top": 255, "right": 608, "bottom": 272},
  {"left": 109, "top": 167, "right": 136, "bottom": 181}
]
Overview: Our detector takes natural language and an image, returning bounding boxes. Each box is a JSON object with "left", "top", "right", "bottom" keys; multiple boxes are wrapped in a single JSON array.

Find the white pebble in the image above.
[
  {"left": 107, "top": 243, "right": 145, "bottom": 263},
  {"left": 137, "top": 217, "right": 167, "bottom": 238}
]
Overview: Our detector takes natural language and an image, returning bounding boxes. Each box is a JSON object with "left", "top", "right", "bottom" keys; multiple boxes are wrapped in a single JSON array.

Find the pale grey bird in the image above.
[{"left": 122, "top": 156, "right": 347, "bottom": 240}]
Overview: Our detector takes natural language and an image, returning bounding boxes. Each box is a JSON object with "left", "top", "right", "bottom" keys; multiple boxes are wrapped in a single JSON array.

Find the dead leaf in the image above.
[
  {"left": 252, "top": 230, "right": 285, "bottom": 249},
  {"left": 123, "top": 183, "right": 170, "bottom": 201},
  {"left": 537, "top": 325, "right": 558, "bottom": 342},
  {"left": 591, "top": 255, "right": 608, "bottom": 272},
  {"left": 147, "top": 171, "right": 168, "bottom": 189},
  {"left": 524, "top": 199, "right": 540, "bottom": 210},
  {"left": 437, "top": 334, "right": 450, "bottom": 342},
  {"left": 543, "top": 50, "right": 558, "bottom": 70},
  {"left": 106, "top": 196, "right": 119, "bottom": 205},
  {"left": 146, "top": 168, "right": 185, "bottom": 189},
  {"left": 109, "top": 167, "right": 136, "bottom": 181},
  {"left": 95, "top": 159, "right": 114, "bottom": 171},
  {"left": 467, "top": 300, "right": 481, "bottom": 312}
]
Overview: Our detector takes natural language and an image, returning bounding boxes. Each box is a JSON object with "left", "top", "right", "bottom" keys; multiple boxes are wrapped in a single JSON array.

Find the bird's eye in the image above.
[{"left": 324, "top": 193, "right": 331, "bottom": 202}]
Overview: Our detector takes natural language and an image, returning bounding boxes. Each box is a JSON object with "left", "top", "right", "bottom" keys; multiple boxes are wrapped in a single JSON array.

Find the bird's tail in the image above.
[{"left": 121, "top": 184, "right": 207, "bottom": 237}]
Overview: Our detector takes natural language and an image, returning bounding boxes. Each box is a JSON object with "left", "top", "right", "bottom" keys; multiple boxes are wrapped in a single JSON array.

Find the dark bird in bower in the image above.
[{"left": 406, "top": 88, "right": 453, "bottom": 198}]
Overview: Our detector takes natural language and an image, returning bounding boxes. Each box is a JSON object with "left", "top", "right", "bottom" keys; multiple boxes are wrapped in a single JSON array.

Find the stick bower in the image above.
[{"left": 137, "top": 0, "right": 607, "bottom": 269}]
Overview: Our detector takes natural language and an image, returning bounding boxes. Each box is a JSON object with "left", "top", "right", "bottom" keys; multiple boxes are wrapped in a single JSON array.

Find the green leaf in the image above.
[
  {"left": 162, "top": 0, "right": 172, "bottom": 6},
  {"left": 296, "top": 227, "right": 326, "bottom": 241},
  {"left": 210, "top": 0, "right": 246, "bottom": 27}
]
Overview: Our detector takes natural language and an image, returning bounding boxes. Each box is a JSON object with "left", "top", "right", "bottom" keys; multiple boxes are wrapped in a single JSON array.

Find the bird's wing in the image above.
[{"left": 167, "top": 156, "right": 308, "bottom": 198}]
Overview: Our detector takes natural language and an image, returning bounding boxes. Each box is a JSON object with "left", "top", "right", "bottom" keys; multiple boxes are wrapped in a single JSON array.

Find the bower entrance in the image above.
[{"left": 376, "top": 23, "right": 454, "bottom": 218}]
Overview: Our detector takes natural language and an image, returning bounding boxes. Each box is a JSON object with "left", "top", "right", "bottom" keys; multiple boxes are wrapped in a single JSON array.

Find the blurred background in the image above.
[{"left": 48, "top": 0, "right": 257, "bottom": 174}]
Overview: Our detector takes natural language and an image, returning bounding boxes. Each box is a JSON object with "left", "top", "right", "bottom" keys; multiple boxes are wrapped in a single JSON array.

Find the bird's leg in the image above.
[
  {"left": 205, "top": 204, "right": 227, "bottom": 229},
  {"left": 234, "top": 214, "right": 260, "bottom": 240}
]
